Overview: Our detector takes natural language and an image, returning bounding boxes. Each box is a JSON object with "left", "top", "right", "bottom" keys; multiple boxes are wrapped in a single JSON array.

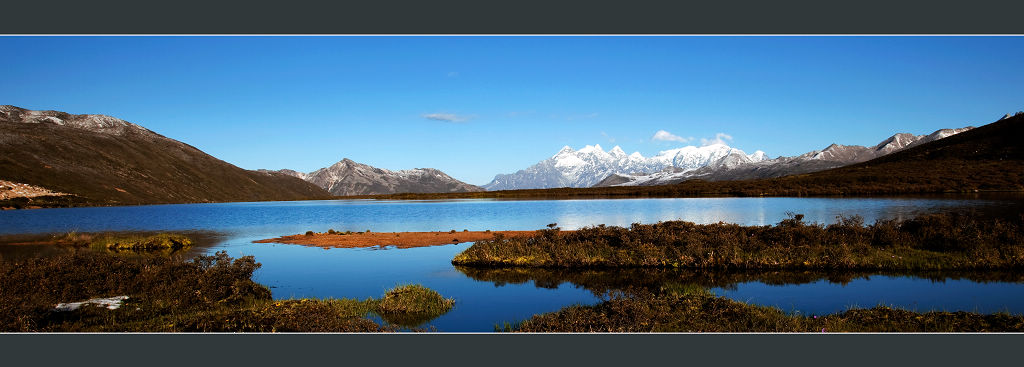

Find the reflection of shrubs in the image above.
[{"left": 455, "top": 265, "right": 1024, "bottom": 299}]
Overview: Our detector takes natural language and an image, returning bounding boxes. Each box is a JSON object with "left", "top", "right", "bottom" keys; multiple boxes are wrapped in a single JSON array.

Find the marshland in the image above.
[{"left": 2, "top": 195, "right": 1024, "bottom": 331}]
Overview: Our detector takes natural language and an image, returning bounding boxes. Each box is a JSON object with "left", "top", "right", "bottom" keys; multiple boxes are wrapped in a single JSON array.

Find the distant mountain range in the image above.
[
  {"left": 0, "top": 105, "right": 330, "bottom": 206},
  {"left": 483, "top": 144, "right": 768, "bottom": 190},
  {"left": 596, "top": 126, "right": 973, "bottom": 187},
  {"left": 265, "top": 159, "right": 483, "bottom": 196},
  {"left": 2, "top": 104, "right": 1014, "bottom": 207},
  {"left": 480, "top": 123, "right": 973, "bottom": 191}
]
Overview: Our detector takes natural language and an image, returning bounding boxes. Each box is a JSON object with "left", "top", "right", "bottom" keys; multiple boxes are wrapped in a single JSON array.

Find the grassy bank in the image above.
[
  {"left": 509, "top": 289, "right": 1024, "bottom": 332},
  {"left": 453, "top": 213, "right": 1024, "bottom": 270},
  {"left": 0, "top": 249, "right": 454, "bottom": 332},
  {"left": 90, "top": 233, "right": 193, "bottom": 251}
]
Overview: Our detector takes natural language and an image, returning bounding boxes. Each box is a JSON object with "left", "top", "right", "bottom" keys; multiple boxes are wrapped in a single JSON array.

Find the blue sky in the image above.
[{"left": 2, "top": 36, "right": 1022, "bottom": 185}]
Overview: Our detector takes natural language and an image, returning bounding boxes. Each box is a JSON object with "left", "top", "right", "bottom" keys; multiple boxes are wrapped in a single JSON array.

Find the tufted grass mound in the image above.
[
  {"left": 91, "top": 233, "right": 193, "bottom": 251},
  {"left": 376, "top": 284, "right": 455, "bottom": 328}
]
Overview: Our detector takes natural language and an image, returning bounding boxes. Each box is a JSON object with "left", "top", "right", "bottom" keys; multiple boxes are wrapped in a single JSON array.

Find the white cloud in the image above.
[
  {"left": 651, "top": 130, "right": 693, "bottom": 143},
  {"left": 700, "top": 132, "right": 733, "bottom": 146},
  {"left": 601, "top": 131, "right": 616, "bottom": 143},
  {"left": 422, "top": 113, "right": 472, "bottom": 123}
]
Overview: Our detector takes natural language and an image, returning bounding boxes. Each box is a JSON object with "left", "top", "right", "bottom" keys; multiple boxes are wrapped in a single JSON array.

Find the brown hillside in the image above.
[{"left": 0, "top": 106, "right": 331, "bottom": 206}]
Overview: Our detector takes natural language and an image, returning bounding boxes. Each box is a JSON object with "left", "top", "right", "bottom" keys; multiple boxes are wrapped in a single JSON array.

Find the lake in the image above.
[{"left": 2, "top": 195, "right": 1023, "bottom": 331}]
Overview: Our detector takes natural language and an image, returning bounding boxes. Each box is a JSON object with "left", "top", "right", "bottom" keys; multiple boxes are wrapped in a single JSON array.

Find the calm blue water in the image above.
[
  {"left": 2, "top": 196, "right": 1023, "bottom": 331},
  {"left": 3, "top": 196, "right": 1021, "bottom": 235}
]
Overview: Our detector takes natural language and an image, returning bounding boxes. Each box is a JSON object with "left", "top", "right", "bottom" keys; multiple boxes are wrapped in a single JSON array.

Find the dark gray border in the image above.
[
  {"left": 2, "top": 0, "right": 1023, "bottom": 34},
  {"left": 3, "top": 0, "right": 1023, "bottom": 365},
  {"left": 2, "top": 334, "right": 1022, "bottom": 365}
]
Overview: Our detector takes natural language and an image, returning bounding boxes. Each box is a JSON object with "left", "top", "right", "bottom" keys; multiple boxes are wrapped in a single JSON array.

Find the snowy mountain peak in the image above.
[
  {"left": 598, "top": 123, "right": 974, "bottom": 188},
  {"left": 748, "top": 150, "right": 769, "bottom": 161},
  {"left": 926, "top": 127, "right": 973, "bottom": 141},
  {"left": 483, "top": 142, "right": 766, "bottom": 190}
]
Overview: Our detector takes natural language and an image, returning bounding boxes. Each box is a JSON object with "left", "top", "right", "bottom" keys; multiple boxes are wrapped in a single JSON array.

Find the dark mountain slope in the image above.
[{"left": 0, "top": 106, "right": 331, "bottom": 206}]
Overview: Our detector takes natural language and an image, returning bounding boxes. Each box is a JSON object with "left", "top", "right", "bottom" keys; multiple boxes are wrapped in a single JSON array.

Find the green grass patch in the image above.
[
  {"left": 89, "top": 233, "right": 193, "bottom": 252},
  {"left": 375, "top": 284, "right": 456, "bottom": 328}
]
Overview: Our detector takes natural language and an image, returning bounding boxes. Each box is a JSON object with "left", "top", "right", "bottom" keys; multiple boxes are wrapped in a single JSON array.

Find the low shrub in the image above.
[
  {"left": 512, "top": 290, "right": 1024, "bottom": 332},
  {"left": 453, "top": 213, "right": 1024, "bottom": 270}
]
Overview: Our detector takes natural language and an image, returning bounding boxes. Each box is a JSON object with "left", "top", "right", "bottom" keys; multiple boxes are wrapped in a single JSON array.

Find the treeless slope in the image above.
[
  {"left": 753, "top": 112, "right": 1024, "bottom": 195},
  {"left": 0, "top": 106, "right": 331, "bottom": 205}
]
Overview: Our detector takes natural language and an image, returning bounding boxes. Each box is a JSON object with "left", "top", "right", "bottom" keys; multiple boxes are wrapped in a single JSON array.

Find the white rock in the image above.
[{"left": 54, "top": 296, "right": 130, "bottom": 312}]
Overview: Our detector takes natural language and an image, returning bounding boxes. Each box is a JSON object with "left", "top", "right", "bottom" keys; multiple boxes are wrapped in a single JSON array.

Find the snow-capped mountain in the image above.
[
  {"left": 273, "top": 158, "right": 483, "bottom": 196},
  {"left": 596, "top": 126, "right": 974, "bottom": 187},
  {"left": 482, "top": 143, "right": 768, "bottom": 190}
]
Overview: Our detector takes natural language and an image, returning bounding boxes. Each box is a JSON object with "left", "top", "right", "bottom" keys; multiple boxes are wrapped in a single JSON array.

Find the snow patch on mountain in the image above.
[
  {"left": 0, "top": 105, "right": 156, "bottom": 137},
  {"left": 272, "top": 158, "right": 483, "bottom": 196},
  {"left": 482, "top": 143, "right": 769, "bottom": 190}
]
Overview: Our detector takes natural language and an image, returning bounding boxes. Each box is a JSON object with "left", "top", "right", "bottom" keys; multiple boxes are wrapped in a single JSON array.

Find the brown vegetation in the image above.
[
  {"left": 0, "top": 194, "right": 90, "bottom": 209},
  {"left": 453, "top": 213, "right": 1024, "bottom": 270},
  {"left": 0, "top": 250, "right": 274, "bottom": 331},
  {"left": 0, "top": 249, "right": 456, "bottom": 331},
  {"left": 511, "top": 289, "right": 1024, "bottom": 332}
]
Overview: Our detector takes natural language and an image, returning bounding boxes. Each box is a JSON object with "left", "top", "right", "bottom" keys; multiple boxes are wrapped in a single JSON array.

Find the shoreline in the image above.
[
  {"left": 4, "top": 190, "right": 1022, "bottom": 210},
  {"left": 254, "top": 230, "right": 560, "bottom": 249}
]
